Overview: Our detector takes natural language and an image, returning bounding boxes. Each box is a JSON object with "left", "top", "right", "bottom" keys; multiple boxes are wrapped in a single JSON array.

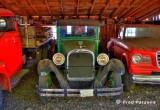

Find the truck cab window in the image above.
[
  {"left": 0, "top": 17, "right": 15, "bottom": 32},
  {"left": 125, "top": 28, "right": 136, "bottom": 37}
]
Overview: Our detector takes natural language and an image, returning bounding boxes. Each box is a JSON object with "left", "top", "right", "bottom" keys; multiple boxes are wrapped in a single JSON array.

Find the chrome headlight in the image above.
[
  {"left": 97, "top": 53, "right": 109, "bottom": 66},
  {"left": 132, "top": 54, "right": 142, "bottom": 64},
  {"left": 52, "top": 53, "right": 65, "bottom": 65}
]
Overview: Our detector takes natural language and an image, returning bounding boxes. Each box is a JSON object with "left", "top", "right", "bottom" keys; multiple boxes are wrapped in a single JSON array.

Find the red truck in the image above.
[
  {"left": 0, "top": 8, "right": 29, "bottom": 109},
  {"left": 107, "top": 24, "right": 160, "bottom": 92}
]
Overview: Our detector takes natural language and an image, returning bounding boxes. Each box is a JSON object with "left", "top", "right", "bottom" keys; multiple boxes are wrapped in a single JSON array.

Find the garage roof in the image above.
[{"left": 0, "top": 0, "right": 160, "bottom": 21}]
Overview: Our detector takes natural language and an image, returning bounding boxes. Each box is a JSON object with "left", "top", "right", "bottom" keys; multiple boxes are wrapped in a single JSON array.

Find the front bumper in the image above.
[
  {"left": 132, "top": 75, "right": 160, "bottom": 84},
  {"left": 130, "top": 65, "right": 160, "bottom": 75},
  {"left": 36, "top": 85, "right": 123, "bottom": 97}
]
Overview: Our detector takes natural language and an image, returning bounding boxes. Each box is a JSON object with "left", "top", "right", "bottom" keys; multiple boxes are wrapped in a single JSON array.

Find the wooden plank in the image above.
[
  {"left": 138, "top": 8, "right": 160, "bottom": 20},
  {"left": 61, "top": 0, "right": 64, "bottom": 17},
  {"left": 27, "top": 0, "right": 38, "bottom": 15},
  {"left": 118, "top": 0, "right": 139, "bottom": 18},
  {"left": 110, "top": 0, "right": 128, "bottom": 17},
  {"left": 76, "top": 0, "right": 79, "bottom": 15},
  {"left": 134, "top": 1, "right": 160, "bottom": 19},
  {"left": 89, "top": 0, "right": 96, "bottom": 15},
  {"left": 100, "top": 0, "right": 110, "bottom": 17},
  {"left": 45, "top": 0, "right": 52, "bottom": 16}
]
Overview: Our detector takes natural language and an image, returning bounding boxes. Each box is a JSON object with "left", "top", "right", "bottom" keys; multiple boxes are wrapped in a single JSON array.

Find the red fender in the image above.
[{"left": 0, "top": 63, "right": 11, "bottom": 91}]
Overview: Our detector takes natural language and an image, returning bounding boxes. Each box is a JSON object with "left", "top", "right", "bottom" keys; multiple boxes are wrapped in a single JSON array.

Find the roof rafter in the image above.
[
  {"left": 135, "top": 4, "right": 160, "bottom": 20},
  {"left": 45, "top": 0, "right": 51, "bottom": 16},
  {"left": 61, "top": 0, "right": 64, "bottom": 17},
  {"left": 122, "top": 0, "right": 149, "bottom": 18},
  {"left": 76, "top": 0, "right": 79, "bottom": 14},
  {"left": 118, "top": 0, "right": 139, "bottom": 18},
  {"left": 27, "top": 0, "right": 38, "bottom": 15},
  {"left": 14, "top": 0, "right": 28, "bottom": 15},
  {"left": 139, "top": 9, "right": 160, "bottom": 20},
  {"left": 129, "top": 0, "right": 159, "bottom": 18},
  {"left": 100, "top": 0, "right": 110, "bottom": 17},
  {"left": 110, "top": 0, "right": 128, "bottom": 17},
  {"left": 89, "top": 0, "right": 96, "bottom": 15}
]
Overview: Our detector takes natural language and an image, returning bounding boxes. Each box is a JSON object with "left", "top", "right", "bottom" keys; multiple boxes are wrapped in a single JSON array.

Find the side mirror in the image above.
[
  {"left": 0, "top": 19, "right": 7, "bottom": 30},
  {"left": 14, "top": 15, "right": 20, "bottom": 21}
]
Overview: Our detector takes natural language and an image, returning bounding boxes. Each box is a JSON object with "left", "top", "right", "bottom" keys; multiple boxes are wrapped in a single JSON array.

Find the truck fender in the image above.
[
  {"left": 107, "top": 59, "right": 125, "bottom": 75},
  {"left": 107, "top": 40, "right": 114, "bottom": 52},
  {"left": 94, "top": 58, "right": 125, "bottom": 88},
  {"left": 121, "top": 53, "right": 129, "bottom": 66},
  {"left": 0, "top": 64, "right": 11, "bottom": 91},
  {"left": 37, "top": 59, "right": 69, "bottom": 88}
]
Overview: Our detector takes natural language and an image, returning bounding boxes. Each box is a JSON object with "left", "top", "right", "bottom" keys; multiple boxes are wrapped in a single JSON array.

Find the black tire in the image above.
[
  {"left": 0, "top": 86, "right": 4, "bottom": 110},
  {"left": 122, "top": 65, "right": 135, "bottom": 92},
  {"left": 107, "top": 72, "right": 122, "bottom": 101},
  {"left": 39, "top": 75, "right": 50, "bottom": 104}
]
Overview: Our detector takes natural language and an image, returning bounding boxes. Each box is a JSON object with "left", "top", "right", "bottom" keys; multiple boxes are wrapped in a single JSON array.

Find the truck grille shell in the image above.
[
  {"left": 156, "top": 51, "right": 160, "bottom": 68},
  {"left": 67, "top": 49, "right": 95, "bottom": 81}
]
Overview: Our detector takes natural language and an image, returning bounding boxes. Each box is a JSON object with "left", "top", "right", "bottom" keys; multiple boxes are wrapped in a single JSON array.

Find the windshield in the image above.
[
  {"left": 0, "top": 17, "right": 15, "bottom": 32},
  {"left": 125, "top": 26, "right": 160, "bottom": 38},
  {"left": 60, "top": 26, "right": 96, "bottom": 38}
]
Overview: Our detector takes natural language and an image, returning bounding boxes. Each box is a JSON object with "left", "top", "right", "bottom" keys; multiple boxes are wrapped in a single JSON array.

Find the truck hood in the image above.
[
  {"left": 60, "top": 40, "right": 97, "bottom": 55},
  {"left": 121, "top": 38, "right": 160, "bottom": 51}
]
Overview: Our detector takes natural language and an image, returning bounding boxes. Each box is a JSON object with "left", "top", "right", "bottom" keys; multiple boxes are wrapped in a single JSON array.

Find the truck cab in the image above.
[{"left": 0, "top": 8, "right": 29, "bottom": 109}]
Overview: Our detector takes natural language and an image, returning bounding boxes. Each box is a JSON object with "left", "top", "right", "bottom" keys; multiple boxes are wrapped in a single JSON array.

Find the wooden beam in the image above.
[
  {"left": 118, "top": 0, "right": 139, "bottom": 18},
  {"left": 139, "top": 9, "right": 160, "bottom": 20},
  {"left": 13, "top": 0, "right": 28, "bottom": 15},
  {"left": 137, "top": 6, "right": 160, "bottom": 20},
  {"left": 89, "top": 0, "right": 96, "bottom": 15},
  {"left": 76, "top": 0, "right": 79, "bottom": 14},
  {"left": 132, "top": 1, "right": 160, "bottom": 19},
  {"left": 45, "top": 0, "right": 51, "bottom": 16},
  {"left": 61, "top": 0, "right": 64, "bottom": 17},
  {"left": 100, "top": 0, "right": 110, "bottom": 16},
  {"left": 122, "top": 0, "right": 149, "bottom": 18},
  {"left": 27, "top": 0, "right": 38, "bottom": 15},
  {"left": 129, "top": 0, "right": 159, "bottom": 18},
  {"left": 110, "top": 0, "right": 128, "bottom": 17}
]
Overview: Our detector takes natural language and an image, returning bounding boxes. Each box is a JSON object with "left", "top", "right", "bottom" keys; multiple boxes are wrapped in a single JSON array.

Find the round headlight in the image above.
[
  {"left": 97, "top": 53, "right": 109, "bottom": 66},
  {"left": 52, "top": 53, "right": 65, "bottom": 65},
  {"left": 132, "top": 54, "right": 142, "bottom": 64}
]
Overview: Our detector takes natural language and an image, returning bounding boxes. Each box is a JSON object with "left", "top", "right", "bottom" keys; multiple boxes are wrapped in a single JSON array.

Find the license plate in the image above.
[{"left": 80, "top": 89, "right": 94, "bottom": 97}]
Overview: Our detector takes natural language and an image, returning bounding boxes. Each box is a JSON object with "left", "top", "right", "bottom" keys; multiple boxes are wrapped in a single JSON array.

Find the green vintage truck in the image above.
[{"left": 37, "top": 19, "right": 125, "bottom": 104}]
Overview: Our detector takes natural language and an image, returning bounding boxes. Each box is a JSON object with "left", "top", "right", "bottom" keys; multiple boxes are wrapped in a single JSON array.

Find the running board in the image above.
[{"left": 10, "top": 69, "right": 30, "bottom": 88}]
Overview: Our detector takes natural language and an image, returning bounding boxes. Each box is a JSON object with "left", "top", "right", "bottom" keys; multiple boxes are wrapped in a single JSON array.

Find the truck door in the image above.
[{"left": 0, "top": 17, "right": 22, "bottom": 77}]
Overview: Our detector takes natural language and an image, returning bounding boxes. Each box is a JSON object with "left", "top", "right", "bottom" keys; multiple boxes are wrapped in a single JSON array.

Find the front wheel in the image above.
[
  {"left": 122, "top": 66, "right": 135, "bottom": 92},
  {"left": 0, "top": 86, "right": 4, "bottom": 110},
  {"left": 107, "top": 72, "right": 122, "bottom": 101}
]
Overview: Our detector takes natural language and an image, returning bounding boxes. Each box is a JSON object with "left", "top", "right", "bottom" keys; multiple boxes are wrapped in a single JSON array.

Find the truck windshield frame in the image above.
[{"left": 59, "top": 25, "right": 97, "bottom": 38}]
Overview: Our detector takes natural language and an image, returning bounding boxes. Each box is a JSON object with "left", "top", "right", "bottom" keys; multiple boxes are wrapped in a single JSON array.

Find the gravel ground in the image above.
[{"left": 3, "top": 64, "right": 160, "bottom": 110}]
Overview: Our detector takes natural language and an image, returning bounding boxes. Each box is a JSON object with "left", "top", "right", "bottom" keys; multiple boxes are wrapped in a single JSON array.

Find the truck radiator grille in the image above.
[
  {"left": 156, "top": 51, "right": 160, "bottom": 68},
  {"left": 67, "top": 49, "right": 95, "bottom": 81}
]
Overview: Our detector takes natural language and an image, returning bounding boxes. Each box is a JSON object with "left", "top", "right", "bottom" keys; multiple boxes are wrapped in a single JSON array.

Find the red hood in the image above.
[{"left": 121, "top": 38, "right": 160, "bottom": 51}]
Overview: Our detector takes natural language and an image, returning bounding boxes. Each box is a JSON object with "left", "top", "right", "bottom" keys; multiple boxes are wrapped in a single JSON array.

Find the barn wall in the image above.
[{"left": 100, "top": 24, "right": 120, "bottom": 52}]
